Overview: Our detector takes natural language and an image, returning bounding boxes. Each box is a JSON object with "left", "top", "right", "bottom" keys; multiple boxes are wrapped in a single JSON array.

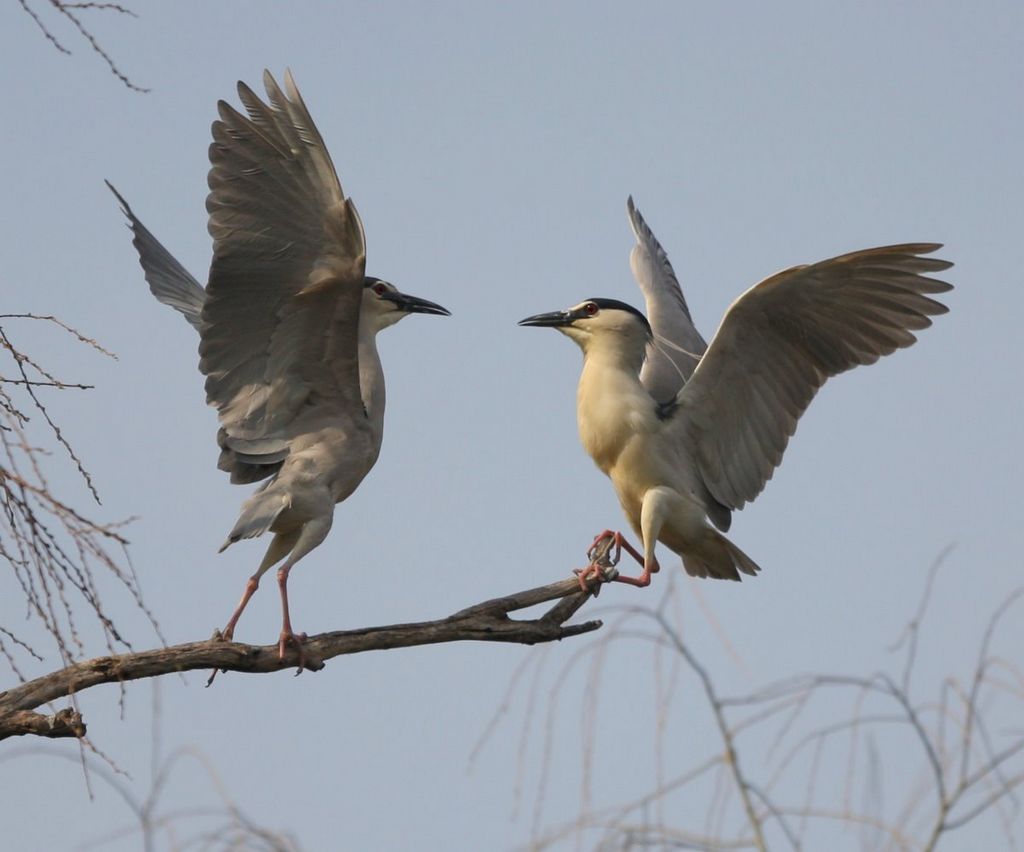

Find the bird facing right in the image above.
[
  {"left": 520, "top": 200, "right": 952, "bottom": 588},
  {"left": 108, "top": 71, "right": 450, "bottom": 666}
]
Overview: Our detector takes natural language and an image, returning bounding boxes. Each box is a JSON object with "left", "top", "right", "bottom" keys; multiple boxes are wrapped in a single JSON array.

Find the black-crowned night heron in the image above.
[
  {"left": 109, "top": 70, "right": 449, "bottom": 667},
  {"left": 520, "top": 198, "right": 951, "bottom": 588}
]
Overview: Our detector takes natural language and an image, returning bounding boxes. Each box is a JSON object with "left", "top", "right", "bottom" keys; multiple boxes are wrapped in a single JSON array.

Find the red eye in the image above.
[
  {"left": 585, "top": 302, "right": 598, "bottom": 316},
  {"left": 373, "top": 283, "right": 387, "bottom": 296}
]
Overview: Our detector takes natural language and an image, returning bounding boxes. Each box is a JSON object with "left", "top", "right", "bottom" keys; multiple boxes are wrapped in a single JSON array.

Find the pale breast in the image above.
[{"left": 577, "top": 368, "right": 659, "bottom": 474}]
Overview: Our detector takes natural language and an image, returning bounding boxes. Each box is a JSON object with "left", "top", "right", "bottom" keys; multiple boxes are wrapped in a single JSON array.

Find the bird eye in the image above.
[
  {"left": 584, "top": 302, "right": 599, "bottom": 316},
  {"left": 373, "top": 283, "right": 387, "bottom": 296}
]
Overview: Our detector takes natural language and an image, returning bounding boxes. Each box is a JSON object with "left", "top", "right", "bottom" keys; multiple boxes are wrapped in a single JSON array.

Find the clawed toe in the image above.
[
  {"left": 278, "top": 630, "right": 308, "bottom": 673},
  {"left": 573, "top": 561, "right": 619, "bottom": 593}
]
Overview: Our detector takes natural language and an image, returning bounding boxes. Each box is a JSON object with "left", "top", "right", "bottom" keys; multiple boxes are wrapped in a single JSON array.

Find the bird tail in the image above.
[
  {"left": 680, "top": 530, "right": 761, "bottom": 581},
  {"left": 219, "top": 488, "right": 291, "bottom": 552}
]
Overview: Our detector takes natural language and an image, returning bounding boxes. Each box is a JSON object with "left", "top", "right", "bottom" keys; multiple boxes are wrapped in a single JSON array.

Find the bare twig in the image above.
[
  {"left": 17, "top": 0, "right": 147, "bottom": 91},
  {"left": 2, "top": 685, "right": 304, "bottom": 850},
  {"left": 888, "top": 545, "right": 954, "bottom": 694},
  {"left": 0, "top": 314, "right": 117, "bottom": 359},
  {"left": 647, "top": 607, "right": 769, "bottom": 852},
  {"left": 503, "top": 550, "right": 1023, "bottom": 851},
  {"left": 1, "top": 317, "right": 160, "bottom": 683}
]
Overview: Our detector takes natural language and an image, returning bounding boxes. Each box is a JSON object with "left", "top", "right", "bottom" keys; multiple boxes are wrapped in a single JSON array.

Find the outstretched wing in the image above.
[
  {"left": 106, "top": 180, "right": 206, "bottom": 330},
  {"left": 668, "top": 244, "right": 952, "bottom": 510},
  {"left": 200, "top": 70, "right": 367, "bottom": 463},
  {"left": 628, "top": 197, "right": 707, "bottom": 402}
]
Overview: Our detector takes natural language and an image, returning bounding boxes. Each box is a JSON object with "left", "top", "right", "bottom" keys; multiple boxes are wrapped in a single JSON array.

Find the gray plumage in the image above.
[
  {"left": 628, "top": 197, "right": 708, "bottom": 402},
  {"left": 109, "top": 70, "right": 448, "bottom": 657}
]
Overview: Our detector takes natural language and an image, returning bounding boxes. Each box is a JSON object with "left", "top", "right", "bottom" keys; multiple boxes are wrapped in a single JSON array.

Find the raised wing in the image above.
[
  {"left": 628, "top": 197, "right": 707, "bottom": 402},
  {"left": 200, "top": 70, "right": 367, "bottom": 462},
  {"left": 106, "top": 180, "right": 206, "bottom": 330},
  {"left": 669, "top": 244, "right": 952, "bottom": 510}
]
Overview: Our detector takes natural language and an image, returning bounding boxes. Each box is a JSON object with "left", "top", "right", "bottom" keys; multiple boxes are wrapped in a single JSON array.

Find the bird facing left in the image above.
[
  {"left": 520, "top": 198, "right": 951, "bottom": 591},
  {"left": 108, "top": 70, "right": 450, "bottom": 671}
]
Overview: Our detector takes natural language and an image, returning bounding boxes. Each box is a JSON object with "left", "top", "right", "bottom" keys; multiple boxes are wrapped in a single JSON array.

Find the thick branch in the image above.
[
  {"left": 1, "top": 707, "right": 85, "bottom": 739},
  {"left": 0, "top": 573, "right": 606, "bottom": 741}
]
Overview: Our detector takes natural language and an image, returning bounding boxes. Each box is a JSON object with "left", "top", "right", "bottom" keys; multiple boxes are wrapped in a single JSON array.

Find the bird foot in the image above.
[
  {"left": 573, "top": 562, "right": 619, "bottom": 593},
  {"left": 585, "top": 528, "right": 655, "bottom": 589},
  {"left": 574, "top": 532, "right": 622, "bottom": 592},
  {"left": 205, "top": 625, "right": 237, "bottom": 687},
  {"left": 587, "top": 530, "right": 619, "bottom": 560},
  {"left": 610, "top": 556, "right": 660, "bottom": 588},
  {"left": 582, "top": 530, "right": 658, "bottom": 589},
  {"left": 279, "top": 629, "right": 309, "bottom": 674},
  {"left": 612, "top": 566, "right": 654, "bottom": 587}
]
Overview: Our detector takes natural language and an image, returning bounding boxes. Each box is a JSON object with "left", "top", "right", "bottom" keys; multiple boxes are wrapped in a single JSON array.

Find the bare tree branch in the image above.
[
  {"left": 496, "top": 551, "right": 1024, "bottom": 851},
  {"left": 0, "top": 706, "right": 85, "bottom": 738},
  {"left": 644, "top": 606, "right": 769, "bottom": 851},
  {"left": 17, "top": 0, "right": 147, "bottom": 91},
  {"left": 1, "top": 314, "right": 160, "bottom": 682},
  {"left": 0, "top": 574, "right": 606, "bottom": 741},
  {"left": 2, "top": 682, "right": 305, "bottom": 850}
]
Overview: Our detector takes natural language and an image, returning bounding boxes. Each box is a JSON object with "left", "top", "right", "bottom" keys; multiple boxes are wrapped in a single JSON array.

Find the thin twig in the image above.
[{"left": 16, "top": 0, "right": 148, "bottom": 91}]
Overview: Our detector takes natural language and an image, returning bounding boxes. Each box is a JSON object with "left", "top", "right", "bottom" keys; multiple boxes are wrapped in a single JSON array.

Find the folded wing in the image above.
[{"left": 669, "top": 243, "right": 952, "bottom": 510}]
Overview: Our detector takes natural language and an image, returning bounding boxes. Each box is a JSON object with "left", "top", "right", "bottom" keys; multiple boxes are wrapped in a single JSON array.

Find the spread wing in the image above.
[
  {"left": 667, "top": 243, "right": 952, "bottom": 510},
  {"left": 628, "top": 197, "right": 707, "bottom": 402},
  {"left": 106, "top": 180, "right": 206, "bottom": 330},
  {"left": 200, "top": 69, "right": 367, "bottom": 464}
]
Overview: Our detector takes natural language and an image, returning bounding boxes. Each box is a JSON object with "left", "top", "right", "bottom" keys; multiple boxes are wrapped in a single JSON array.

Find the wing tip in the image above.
[
  {"left": 284, "top": 67, "right": 299, "bottom": 97},
  {"left": 104, "top": 179, "right": 130, "bottom": 216},
  {"left": 626, "top": 194, "right": 645, "bottom": 239}
]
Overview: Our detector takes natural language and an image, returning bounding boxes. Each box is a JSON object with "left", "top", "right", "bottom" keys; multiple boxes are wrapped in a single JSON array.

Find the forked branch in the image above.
[{"left": 0, "top": 570, "right": 609, "bottom": 742}]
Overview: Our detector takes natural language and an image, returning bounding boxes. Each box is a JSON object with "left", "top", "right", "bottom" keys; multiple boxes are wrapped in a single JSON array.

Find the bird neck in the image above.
[
  {"left": 580, "top": 329, "right": 649, "bottom": 376},
  {"left": 576, "top": 340, "right": 656, "bottom": 474},
  {"left": 357, "top": 317, "right": 386, "bottom": 450}
]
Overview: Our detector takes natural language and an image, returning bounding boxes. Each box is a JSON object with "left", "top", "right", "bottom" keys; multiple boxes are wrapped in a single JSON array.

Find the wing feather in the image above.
[
  {"left": 627, "top": 198, "right": 708, "bottom": 401},
  {"left": 670, "top": 244, "right": 952, "bottom": 510},
  {"left": 106, "top": 181, "right": 206, "bottom": 329},
  {"left": 199, "top": 70, "right": 367, "bottom": 456}
]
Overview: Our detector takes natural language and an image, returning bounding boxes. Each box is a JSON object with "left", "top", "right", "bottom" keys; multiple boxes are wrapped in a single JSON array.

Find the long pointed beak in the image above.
[
  {"left": 518, "top": 310, "right": 571, "bottom": 328},
  {"left": 385, "top": 292, "right": 451, "bottom": 316}
]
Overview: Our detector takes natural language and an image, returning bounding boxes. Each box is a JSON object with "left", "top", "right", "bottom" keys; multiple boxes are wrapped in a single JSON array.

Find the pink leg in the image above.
[
  {"left": 269, "top": 518, "right": 331, "bottom": 674},
  {"left": 575, "top": 530, "right": 658, "bottom": 590},
  {"left": 613, "top": 554, "right": 661, "bottom": 587},
  {"left": 207, "top": 530, "right": 300, "bottom": 687},
  {"left": 277, "top": 564, "right": 308, "bottom": 672},
  {"left": 221, "top": 575, "right": 260, "bottom": 641},
  {"left": 206, "top": 574, "right": 265, "bottom": 687}
]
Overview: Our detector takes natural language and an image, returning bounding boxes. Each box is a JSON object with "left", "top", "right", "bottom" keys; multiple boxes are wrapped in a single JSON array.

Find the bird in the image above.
[
  {"left": 108, "top": 70, "right": 449, "bottom": 666},
  {"left": 519, "top": 198, "right": 952, "bottom": 588}
]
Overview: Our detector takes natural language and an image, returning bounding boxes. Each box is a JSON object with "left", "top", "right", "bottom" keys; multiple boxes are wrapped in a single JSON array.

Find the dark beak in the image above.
[
  {"left": 384, "top": 292, "right": 451, "bottom": 316},
  {"left": 518, "top": 310, "right": 572, "bottom": 328}
]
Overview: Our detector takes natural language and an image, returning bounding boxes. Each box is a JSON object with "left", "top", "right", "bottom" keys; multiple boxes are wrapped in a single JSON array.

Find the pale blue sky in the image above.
[{"left": 2, "top": 1, "right": 1022, "bottom": 849}]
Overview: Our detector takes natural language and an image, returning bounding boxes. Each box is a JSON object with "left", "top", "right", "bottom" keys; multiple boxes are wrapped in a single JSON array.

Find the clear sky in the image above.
[{"left": 2, "top": 1, "right": 1022, "bottom": 849}]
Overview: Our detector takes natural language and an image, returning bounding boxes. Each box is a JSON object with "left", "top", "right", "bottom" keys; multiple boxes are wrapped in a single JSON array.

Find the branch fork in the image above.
[{"left": 0, "top": 559, "right": 616, "bottom": 741}]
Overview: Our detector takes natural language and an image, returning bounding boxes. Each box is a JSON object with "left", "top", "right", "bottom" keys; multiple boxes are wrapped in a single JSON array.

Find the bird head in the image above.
[
  {"left": 518, "top": 298, "right": 652, "bottom": 356},
  {"left": 361, "top": 277, "right": 451, "bottom": 332}
]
